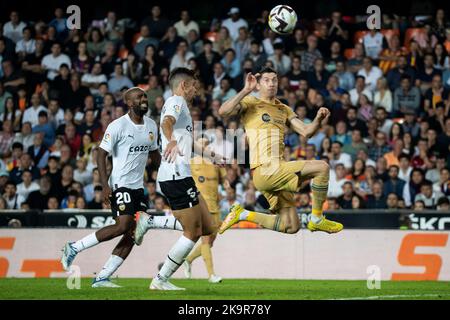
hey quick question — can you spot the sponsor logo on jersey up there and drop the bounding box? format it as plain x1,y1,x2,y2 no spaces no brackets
103,133,111,142
186,125,193,132
129,145,152,153
262,113,271,122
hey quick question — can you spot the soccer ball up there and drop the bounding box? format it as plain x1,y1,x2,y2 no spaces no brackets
268,5,298,34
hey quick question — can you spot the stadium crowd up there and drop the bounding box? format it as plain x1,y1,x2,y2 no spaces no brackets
0,6,450,218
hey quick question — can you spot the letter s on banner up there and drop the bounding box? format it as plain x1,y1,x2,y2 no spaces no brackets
391,233,448,281
0,237,15,277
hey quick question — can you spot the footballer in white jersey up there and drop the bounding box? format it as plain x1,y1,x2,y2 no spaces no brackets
100,113,158,215
135,68,217,291
61,87,162,288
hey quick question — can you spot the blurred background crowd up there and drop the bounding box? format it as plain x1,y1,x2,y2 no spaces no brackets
0,2,449,217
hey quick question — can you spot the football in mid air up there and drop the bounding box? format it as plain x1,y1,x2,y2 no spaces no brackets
268,5,298,34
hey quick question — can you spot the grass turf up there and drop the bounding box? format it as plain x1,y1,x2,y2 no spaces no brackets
1,278,450,300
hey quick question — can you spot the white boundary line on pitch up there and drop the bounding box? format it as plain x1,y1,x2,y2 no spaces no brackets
330,293,450,300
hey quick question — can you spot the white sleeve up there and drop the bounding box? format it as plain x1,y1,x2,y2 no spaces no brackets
163,98,183,122
149,121,159,151
99,122,118,154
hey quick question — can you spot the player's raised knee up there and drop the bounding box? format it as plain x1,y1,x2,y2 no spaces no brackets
317,160,330,174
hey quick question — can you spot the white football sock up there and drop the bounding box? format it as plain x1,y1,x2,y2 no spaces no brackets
96,255,124,281
310,214,323,224
239,209,250,220
148,216,183,231
156,235,195,281
72,232,99,253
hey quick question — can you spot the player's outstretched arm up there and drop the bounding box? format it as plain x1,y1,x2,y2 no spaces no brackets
218,72,259,118
97,147,112,206
289,107,330,139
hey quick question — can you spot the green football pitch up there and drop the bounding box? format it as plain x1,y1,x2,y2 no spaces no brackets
1,278,450,300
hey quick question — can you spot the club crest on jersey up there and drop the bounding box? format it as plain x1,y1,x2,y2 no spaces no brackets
149,132,154,142
174,105,181,113
119,204,126,211
262,113,271,122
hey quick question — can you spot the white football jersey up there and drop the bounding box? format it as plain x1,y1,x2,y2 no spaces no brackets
99,113,158,190
157,95,193,182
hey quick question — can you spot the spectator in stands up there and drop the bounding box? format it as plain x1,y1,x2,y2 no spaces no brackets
213,77,237,103
308,58,330,91
413,200,425,211
74,158,92,186
9,153,39,184
47,196,59,209
329,141,352,171
403,168,425,208
437,197,450,211
1,60,26,94
3,11,27,43
357,94,374,122
134,25,159,60
268,43,291,76
107,63,133,96
366,180,387,209
424,74,449,113
170,40,194,71
386,192,399,209
300,35,322,72
337,181,354,209
386,55,416,91
88,185,103,209
222,7,248,42
0,120,14,158
220,48,241,79
41,42,71,81
32,111,54,147
26,175,54,210
334,60,354,92
142,5,171,39
81,62,108,95
328,163,349,198
349,75,372,106
3,180,25,209
369,131,391,162
245,41,266,74
351,194,365,209
174,10,199,39
343,129,368,161
357,57,383,92
373,77,393,113
384,165,406,197
16,169,39,200
415,180,444,209
362,29,387,60
345,106,368,136
417,53,442,92
28,132,49,169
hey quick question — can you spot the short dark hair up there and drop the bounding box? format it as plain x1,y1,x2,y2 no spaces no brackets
168,67,196,90
258,67,277,80
332,141,343,147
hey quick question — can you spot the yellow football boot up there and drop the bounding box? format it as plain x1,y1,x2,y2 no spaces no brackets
218,204,245,234
307,216,344,234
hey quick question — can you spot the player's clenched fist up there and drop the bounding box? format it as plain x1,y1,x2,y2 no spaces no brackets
316,107,331,124
243,73,260,93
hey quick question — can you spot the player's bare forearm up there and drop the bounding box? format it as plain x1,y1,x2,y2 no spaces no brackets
97,148,110,188
161,116,176,141
218,89,249,118
149,150,161,168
